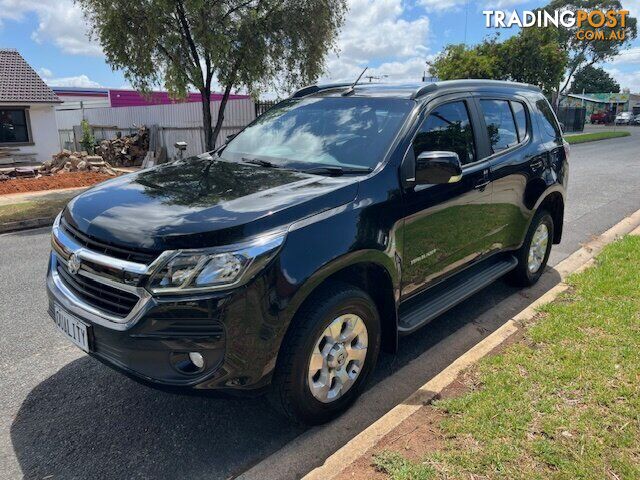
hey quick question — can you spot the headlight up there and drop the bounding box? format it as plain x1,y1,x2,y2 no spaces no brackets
147,232,285,294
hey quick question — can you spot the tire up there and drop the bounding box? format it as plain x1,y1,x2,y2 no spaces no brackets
507,209,554,287
268,281,381,425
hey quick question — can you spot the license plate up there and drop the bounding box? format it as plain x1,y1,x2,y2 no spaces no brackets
54,304,91,352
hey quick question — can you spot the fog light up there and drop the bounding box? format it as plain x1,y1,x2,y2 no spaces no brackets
189,352,205,369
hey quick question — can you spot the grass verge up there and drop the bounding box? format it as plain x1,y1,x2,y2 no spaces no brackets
0,198,68,225
565,131,631,144
375,235,640,479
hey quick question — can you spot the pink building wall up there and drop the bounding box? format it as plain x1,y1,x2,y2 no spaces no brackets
108,89,250,108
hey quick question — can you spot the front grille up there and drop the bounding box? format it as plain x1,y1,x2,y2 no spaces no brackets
56,263,139,317
61,218,157,265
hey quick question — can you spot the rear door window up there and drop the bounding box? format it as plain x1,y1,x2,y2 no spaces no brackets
414,101,476,166
479,100,519,153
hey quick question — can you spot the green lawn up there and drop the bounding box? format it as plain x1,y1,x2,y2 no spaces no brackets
565,131,631,144
375,235,640,479
0,198,68,225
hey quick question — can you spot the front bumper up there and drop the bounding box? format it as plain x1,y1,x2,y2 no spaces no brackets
47,251,283,392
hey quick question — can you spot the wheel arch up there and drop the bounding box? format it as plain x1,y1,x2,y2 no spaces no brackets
534,189,564,244
282,254,399,355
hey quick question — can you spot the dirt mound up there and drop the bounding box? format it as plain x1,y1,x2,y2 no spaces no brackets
0,172,112,195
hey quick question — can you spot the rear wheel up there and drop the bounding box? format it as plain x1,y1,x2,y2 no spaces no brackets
269,282,381,425
508,210,554,287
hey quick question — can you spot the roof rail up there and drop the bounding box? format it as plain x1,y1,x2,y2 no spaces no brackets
412,83,439,99
411,79,541,100
291,83,352,98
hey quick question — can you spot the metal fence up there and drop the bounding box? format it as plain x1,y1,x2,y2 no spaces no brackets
557,106,586,133
255,100,278,118
56,98,256,159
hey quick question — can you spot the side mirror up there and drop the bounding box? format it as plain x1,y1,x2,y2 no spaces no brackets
415,151,462,184
226,133,236,142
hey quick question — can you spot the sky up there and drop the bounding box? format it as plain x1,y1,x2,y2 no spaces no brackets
1,0,640,95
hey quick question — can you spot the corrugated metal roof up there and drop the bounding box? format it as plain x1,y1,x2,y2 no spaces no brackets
0,48,61,103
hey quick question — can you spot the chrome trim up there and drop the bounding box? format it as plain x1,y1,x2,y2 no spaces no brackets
49,254,154,331
52,221,150,275
50,214,156,329
49,214,284,328
56,255,140,294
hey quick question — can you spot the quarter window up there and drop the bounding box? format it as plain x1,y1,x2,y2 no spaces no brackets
511,101,528,142
414,101,476,166
0,108,30,144
479,100,518,153
536,99,562,140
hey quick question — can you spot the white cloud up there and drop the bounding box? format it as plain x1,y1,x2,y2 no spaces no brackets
38,67,53,78
46,75,103,88
321,0,431,84
0,0,101,56
609,47,640,65
37,68,103,88
418,0,467,12
604,67,640,93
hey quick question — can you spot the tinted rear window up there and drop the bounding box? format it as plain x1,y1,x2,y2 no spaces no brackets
480,100,518,152
536,98,562,140
511,101,528,142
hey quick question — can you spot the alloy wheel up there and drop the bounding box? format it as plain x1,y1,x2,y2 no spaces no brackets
307,313,368,403
527,222,549,273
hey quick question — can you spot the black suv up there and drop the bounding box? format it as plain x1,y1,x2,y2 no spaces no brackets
47,80,568,424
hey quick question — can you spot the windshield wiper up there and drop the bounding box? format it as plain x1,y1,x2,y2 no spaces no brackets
241,157,281,168
304,166,373,176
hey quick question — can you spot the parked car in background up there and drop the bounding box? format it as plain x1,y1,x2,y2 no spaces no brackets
46,80,568,425
615,112,633,125
631,114,640,125
590,111,609,124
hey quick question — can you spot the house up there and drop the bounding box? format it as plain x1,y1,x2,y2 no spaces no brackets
560,92,640,119
0,48,61,164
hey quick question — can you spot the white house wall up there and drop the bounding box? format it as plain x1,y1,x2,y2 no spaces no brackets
1,103,59,163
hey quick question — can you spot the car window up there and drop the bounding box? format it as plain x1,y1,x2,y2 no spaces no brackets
479,100,519,152
221,97,413,170
414,101,476,166
536,98,562,140
510,101,528,142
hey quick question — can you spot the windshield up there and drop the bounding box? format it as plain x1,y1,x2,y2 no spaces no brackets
220,96,413,170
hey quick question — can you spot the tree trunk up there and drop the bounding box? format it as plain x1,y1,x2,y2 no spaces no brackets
212,83,233,148
201,88,214,151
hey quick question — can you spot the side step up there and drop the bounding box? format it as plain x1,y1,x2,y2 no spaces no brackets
398,255,518,335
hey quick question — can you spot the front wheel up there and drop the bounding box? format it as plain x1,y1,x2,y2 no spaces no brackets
508,210,554,287
269,282,381,425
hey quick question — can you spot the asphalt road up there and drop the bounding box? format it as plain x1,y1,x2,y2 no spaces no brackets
1,132,640,480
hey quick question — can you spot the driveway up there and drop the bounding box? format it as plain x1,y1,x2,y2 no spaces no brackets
2,132,640,479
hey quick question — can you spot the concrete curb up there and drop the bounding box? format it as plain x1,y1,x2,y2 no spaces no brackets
0,216,55,234
302,207,640,480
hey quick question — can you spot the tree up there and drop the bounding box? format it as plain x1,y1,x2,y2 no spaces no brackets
77,0,347,150
547,0,637,95
500,26,567,94
429,28,567,95
569,65,620,93
428,39,502,80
